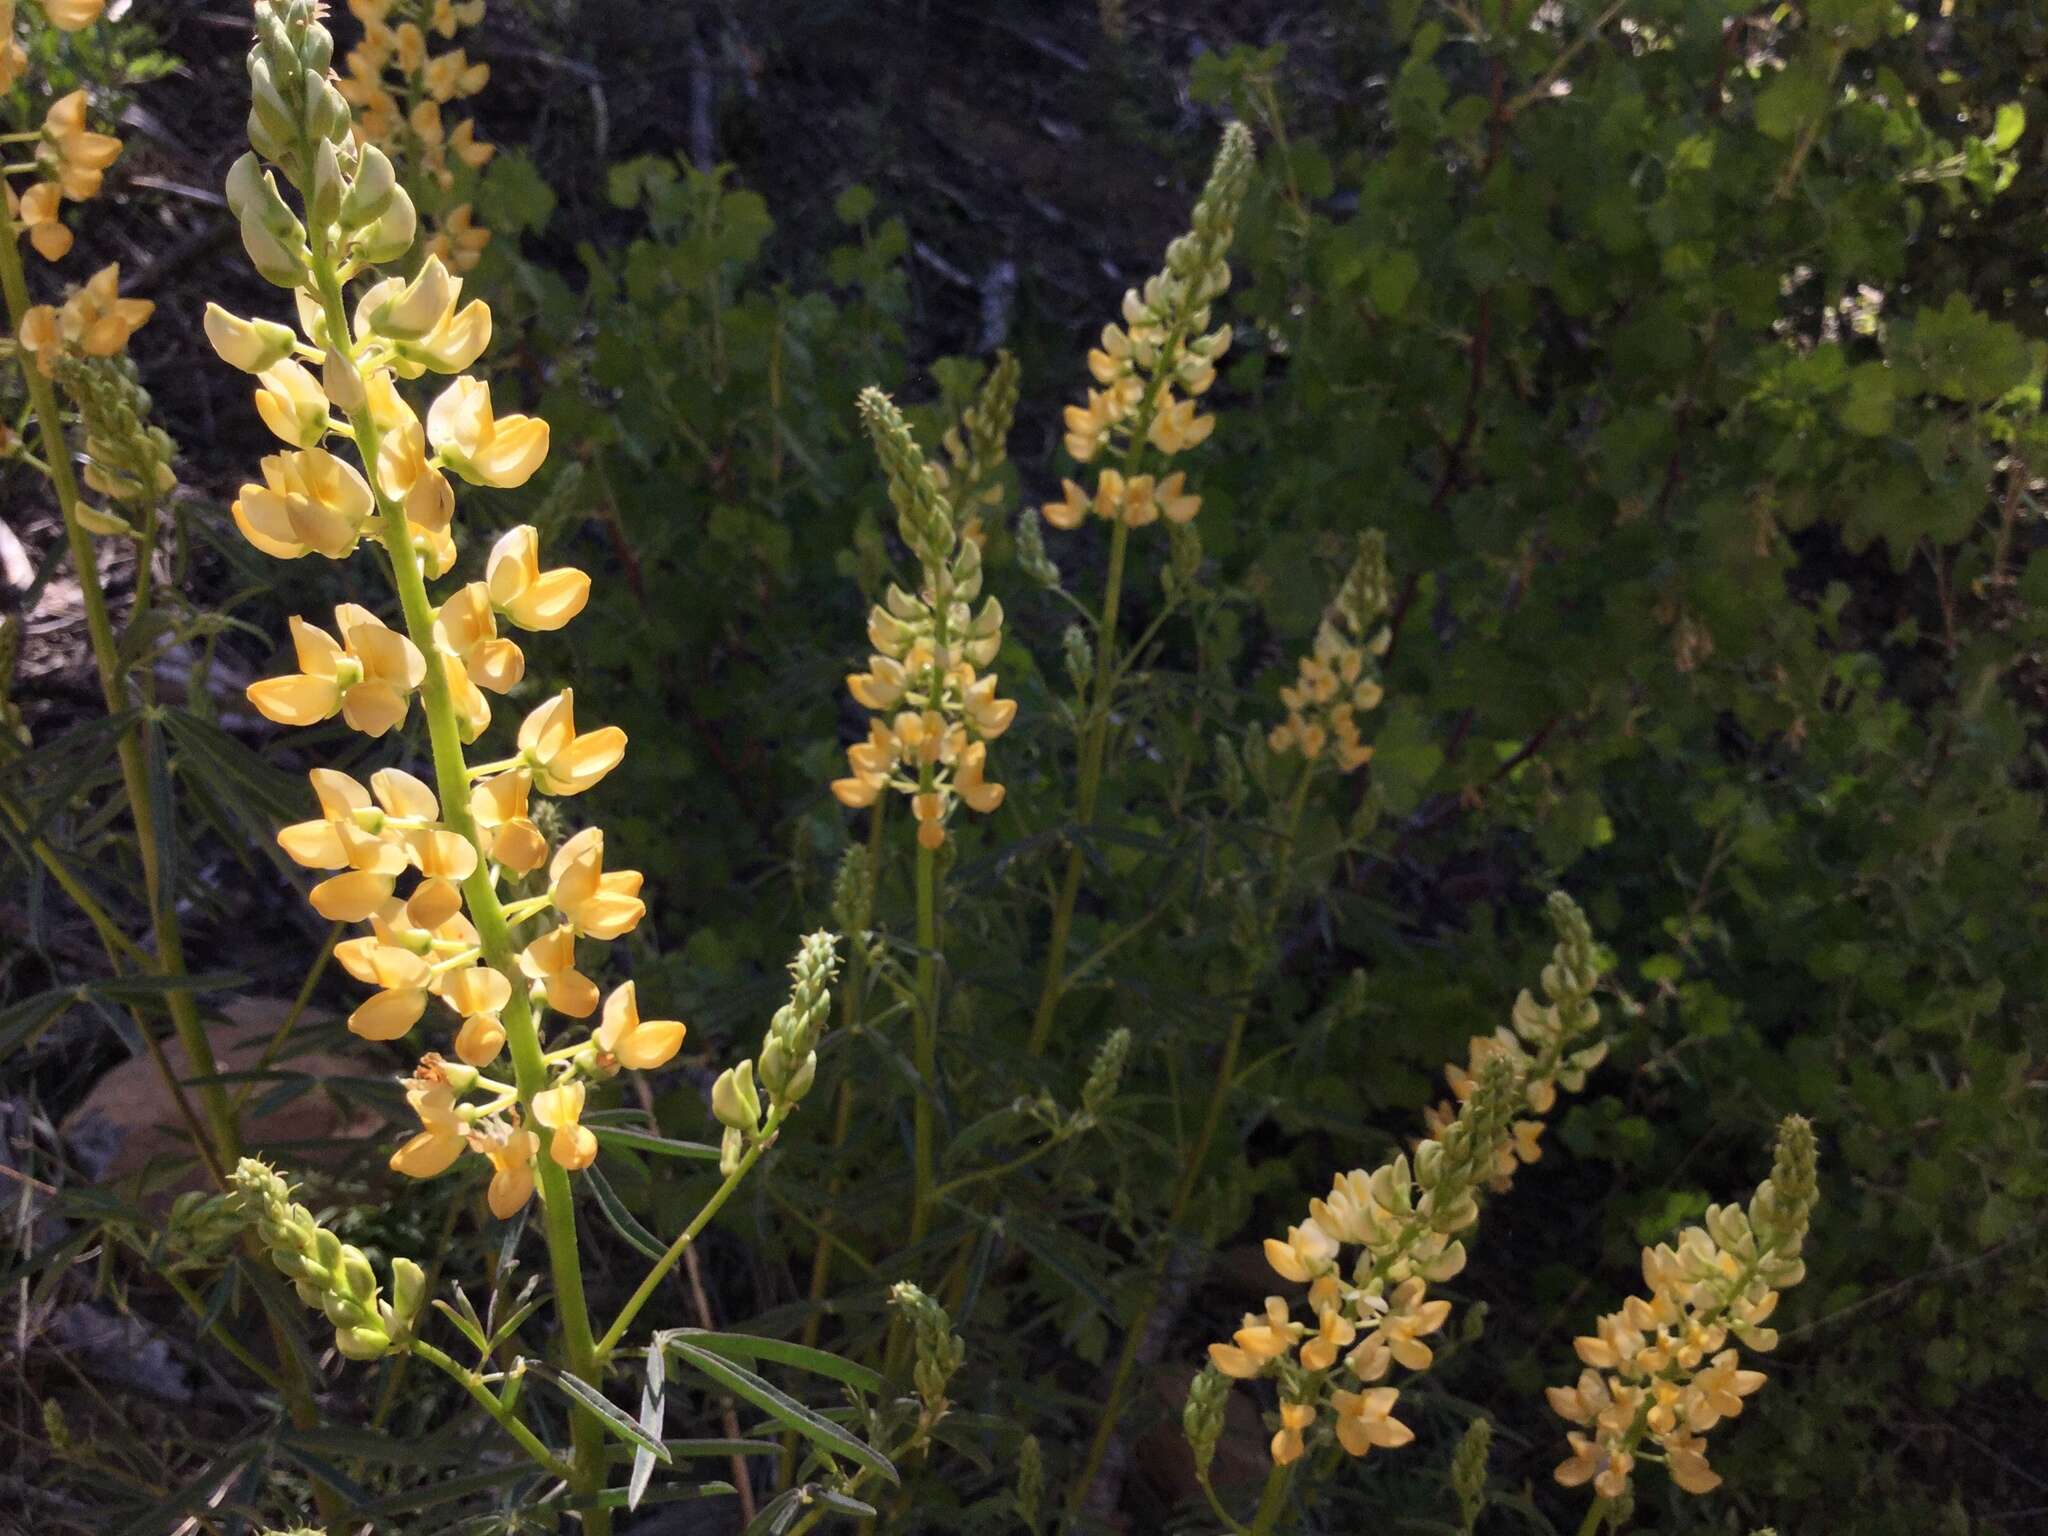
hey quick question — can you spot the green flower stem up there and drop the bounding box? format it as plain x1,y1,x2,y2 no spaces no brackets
1065,766,1314,1520
1025,513,1128,1058
595,1115,779,1357
305,249,611,1529
1245,1461,1294,1536
1575,1499,1612,1536
909,799,940,1248
0,215,241,1173
1197,1469,1254,1536
411,1339,572,1480
1025,305,1195,1059
800,799,887,1347
931,1128,1071,1202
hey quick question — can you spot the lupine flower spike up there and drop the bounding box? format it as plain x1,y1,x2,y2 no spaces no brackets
1040,121,1251,533
1270,531,1394,774
1549,1115,1818,1506
1197,894,1605,1467
230,1157,427,1359
218,0,694,1221
833,389,1017,851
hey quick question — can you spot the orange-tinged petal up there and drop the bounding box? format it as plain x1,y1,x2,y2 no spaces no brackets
614,1017,684,1070
309,868,397,922
349,987,427,1040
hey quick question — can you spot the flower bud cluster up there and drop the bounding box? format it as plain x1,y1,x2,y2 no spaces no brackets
1423,890,1608,1189
888,1280,965,1425
225,1,682,1222
1549,1116,1818,1503
834,389,1017,851
54,349,178,535
711,931,841,1171
932,349,1019,541
1040,122,1251,531
3,0,121,264
1269,531,1394,774
336,0,496,272
1200,895,1606,1468
230,1156,427,1360
1182,1363,1231,1481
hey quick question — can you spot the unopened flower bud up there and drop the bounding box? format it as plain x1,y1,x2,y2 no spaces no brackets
342,143,398,227
711,1061,761,1133
204,304,296,373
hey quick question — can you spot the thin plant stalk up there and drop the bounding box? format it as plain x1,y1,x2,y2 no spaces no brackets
1064,767,1313,1517
1025,301,1198,1058
304,240,612,1526
0,214,240,1171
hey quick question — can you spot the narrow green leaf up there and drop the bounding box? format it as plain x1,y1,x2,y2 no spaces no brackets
665,1339,897,1487
658,1328,883,1395
586,1161,669,1262
530,1363,672,1462
432,1297,492,1356
587,1122,721,1161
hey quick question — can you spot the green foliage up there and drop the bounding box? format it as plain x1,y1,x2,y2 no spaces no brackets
7,0,2046,1531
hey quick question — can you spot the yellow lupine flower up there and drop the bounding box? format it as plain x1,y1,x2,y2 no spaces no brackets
254,359,334,448
517,690,626,796
467,1117,538,1218
15,180,71,262
424,203,491,273
547,827,645,940
452,1010,505,1067
40,90,121,201
1270,1401,1315,1466
433,581,526,692
247,606,426,737
1298,1305,1357,1373
48,263,154,358
232,448,377,561
486,525,590,630
204,302,297,373
532,1080,596,1171
470,768,548,873
389,1069,468,1178
44,0,107,26
16,302,61,376
363,371,458,534
275,766,451,921
334,937,432,1040
1330,1387,1415,1457
448,117,494,170
593,980,686,1071
518,924,599,1018
1039,478,1088,530
426,374,548,488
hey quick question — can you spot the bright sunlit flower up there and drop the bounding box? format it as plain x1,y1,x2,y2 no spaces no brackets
427,374,549,488
517,690,626,796
247,606,427,736
593,980,687,1071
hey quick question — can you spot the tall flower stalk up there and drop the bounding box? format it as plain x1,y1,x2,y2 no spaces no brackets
216,6,850,1523
834,386,1017,1249
1027,119,1253,1057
